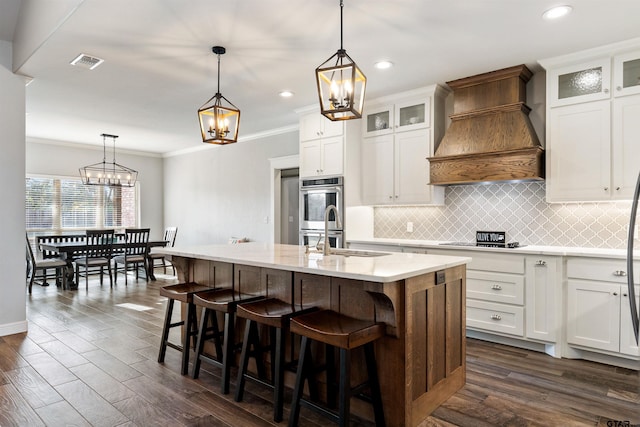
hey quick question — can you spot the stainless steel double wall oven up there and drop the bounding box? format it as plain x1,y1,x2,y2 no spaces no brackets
299,176,344,248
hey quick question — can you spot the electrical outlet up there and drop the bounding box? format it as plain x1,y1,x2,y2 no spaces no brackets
406,222,414,233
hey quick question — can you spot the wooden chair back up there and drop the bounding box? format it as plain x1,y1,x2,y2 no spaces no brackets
26,234,36,267
37,234,85,259
84,229,115,259
163,227,178,247
124,228,150,256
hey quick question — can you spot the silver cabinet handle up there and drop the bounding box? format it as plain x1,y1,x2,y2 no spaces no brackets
491,284,502,290
490,314,502,321
536,260,547,266
613,270,627,277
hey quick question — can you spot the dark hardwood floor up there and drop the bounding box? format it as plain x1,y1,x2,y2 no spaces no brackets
1,272,638,426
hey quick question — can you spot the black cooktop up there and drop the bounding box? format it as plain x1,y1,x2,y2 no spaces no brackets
439,241,525,248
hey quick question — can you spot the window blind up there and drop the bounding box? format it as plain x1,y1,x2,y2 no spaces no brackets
25,176,138,232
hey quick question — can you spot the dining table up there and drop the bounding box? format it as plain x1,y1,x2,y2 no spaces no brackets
40,238,168,289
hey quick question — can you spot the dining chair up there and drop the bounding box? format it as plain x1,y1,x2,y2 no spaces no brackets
114,228,150,285
147,226,178,275
26,234,67,294
75,229,115,290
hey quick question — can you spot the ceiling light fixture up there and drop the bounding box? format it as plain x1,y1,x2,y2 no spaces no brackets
374,60,393,70
197,46,240,144
79,134,138,187
315,0,366,121
279,90,294,98
542,5,573,20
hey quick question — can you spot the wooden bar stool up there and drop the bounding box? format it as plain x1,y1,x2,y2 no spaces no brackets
234,298,316,422
158,282,211,375
191,288,264,394
288,310,386,427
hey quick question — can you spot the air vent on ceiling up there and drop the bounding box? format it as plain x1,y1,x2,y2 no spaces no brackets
70,53,104,70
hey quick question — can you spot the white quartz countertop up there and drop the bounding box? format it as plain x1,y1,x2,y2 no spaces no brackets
155,242,471,283
347,238,640,260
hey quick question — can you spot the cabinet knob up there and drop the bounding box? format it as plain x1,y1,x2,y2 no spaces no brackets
604,88,609,94
491,284,502,291
613,270,627,277
388,195,393,199
616,187,620,191
616,86,622,91
490,314,502,321
536,260,547,266
623,293,628,297
613,292,618,296
604,187,609,191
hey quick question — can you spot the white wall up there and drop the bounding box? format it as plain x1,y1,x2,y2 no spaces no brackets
26,138,165,239
0,40,27,336
164,132,298,246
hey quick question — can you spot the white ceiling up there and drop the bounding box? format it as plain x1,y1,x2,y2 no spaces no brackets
4,0,640,155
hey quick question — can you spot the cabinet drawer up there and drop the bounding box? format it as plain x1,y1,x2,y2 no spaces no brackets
430,250,525,274
467,270,524,305
467,300,524,337
567,258,640,284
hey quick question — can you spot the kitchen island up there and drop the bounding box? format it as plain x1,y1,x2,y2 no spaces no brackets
156,243,471,427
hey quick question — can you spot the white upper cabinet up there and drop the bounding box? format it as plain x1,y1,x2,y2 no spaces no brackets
363,97,432,138
360,85,448,206
613,49,640,97
540,39,640,202
547,58,612,107
298,111,345,178
299,112,343,142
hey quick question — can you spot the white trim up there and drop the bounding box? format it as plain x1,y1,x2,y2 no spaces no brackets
0,320,28,337
26,137,163,158
269,155,299,244
539,37,640,69
163,124,299,158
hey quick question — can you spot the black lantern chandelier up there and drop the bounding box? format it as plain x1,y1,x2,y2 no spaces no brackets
315,0,366,121
79,134,138,187
197,46,240,144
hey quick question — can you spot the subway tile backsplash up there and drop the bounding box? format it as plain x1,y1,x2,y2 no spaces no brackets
374,182,636,249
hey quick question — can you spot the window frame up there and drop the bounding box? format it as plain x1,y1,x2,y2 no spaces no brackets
26,173,140,233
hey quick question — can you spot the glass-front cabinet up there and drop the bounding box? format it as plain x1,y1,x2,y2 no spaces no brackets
363,96,431,137
547,58,611,107
613,49,640,97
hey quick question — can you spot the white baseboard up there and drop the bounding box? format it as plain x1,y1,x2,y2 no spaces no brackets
0,320,28,337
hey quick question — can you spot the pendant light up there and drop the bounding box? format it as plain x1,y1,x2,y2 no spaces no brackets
79,134,138,187
315,0,366,121
197,46,240,144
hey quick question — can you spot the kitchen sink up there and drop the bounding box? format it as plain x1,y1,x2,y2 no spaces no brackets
327,248,390,257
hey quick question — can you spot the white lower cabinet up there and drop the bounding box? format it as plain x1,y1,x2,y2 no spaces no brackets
566,258,640,358
525,257,560,342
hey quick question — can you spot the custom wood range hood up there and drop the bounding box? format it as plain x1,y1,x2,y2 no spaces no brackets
429,64,544,185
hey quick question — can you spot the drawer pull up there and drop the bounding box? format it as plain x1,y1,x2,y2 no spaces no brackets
490,314,502,321
613,292,618,296
491,284,502,291
613,270,627,277
536,260,546,266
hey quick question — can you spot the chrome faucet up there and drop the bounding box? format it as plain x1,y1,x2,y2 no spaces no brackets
323,204,341,255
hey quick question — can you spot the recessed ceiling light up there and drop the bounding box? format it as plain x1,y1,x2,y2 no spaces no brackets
279,90,294,98
542,5,572,20
374,60,393,70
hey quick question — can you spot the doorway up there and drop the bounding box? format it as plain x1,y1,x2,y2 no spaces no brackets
279,168,299,245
